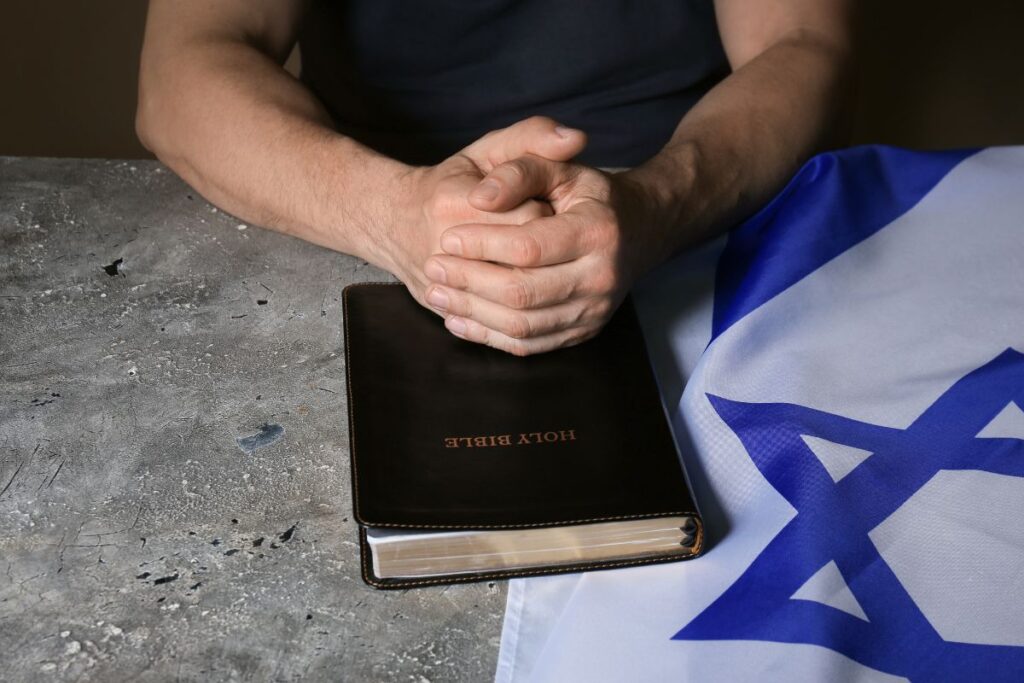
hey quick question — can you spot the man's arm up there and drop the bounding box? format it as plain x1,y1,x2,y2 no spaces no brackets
621,0,856,251
136,0,586,307
418,0,855,355
137,0,397,260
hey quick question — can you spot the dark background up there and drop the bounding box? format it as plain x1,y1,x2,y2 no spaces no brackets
1,1,1022,159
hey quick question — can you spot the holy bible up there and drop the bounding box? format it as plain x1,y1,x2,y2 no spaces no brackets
343,282,703,589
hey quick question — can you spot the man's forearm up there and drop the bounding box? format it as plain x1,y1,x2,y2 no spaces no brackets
622,31,854,260
136,37,406,266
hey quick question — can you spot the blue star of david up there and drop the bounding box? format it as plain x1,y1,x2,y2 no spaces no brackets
675,348,1024,682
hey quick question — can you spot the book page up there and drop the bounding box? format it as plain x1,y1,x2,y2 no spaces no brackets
366,516,697,578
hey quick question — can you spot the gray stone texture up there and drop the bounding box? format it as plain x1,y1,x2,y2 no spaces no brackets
0,158,504,682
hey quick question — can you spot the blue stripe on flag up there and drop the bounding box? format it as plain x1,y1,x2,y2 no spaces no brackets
711,145,977,340
678,349,1024,681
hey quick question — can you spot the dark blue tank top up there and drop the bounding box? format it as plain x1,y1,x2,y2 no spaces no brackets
299,1,728,167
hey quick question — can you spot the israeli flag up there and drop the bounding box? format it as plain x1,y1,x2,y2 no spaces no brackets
496,146,1024,682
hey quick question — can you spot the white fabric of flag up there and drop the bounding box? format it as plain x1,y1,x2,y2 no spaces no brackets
496,146,1024,683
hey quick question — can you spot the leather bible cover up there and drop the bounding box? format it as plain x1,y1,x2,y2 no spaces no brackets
343,282,703,588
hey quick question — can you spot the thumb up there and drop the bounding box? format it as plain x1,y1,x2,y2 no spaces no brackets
461,116,586,174
468,155,580,213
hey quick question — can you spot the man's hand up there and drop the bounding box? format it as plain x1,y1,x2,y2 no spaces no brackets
420,157,667,356
374,118,588,313
136,6,590,317
419,0,855,357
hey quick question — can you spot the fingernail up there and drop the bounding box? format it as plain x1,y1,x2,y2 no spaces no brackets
426,287,449,311
424,260,447,284
473,180,500,202
441,234,463,255
446,316,467,336
555,125,577,138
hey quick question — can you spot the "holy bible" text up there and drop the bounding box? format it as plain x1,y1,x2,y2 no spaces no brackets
443,429,577,448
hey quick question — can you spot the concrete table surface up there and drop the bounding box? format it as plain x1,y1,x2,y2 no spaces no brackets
0,158,504,682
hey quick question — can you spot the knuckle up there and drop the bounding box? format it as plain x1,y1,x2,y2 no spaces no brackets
447,153,478,175
562,274,581,301
425,191,458,223
599,213,620,240
588,264,619,296
566,303,587,327
580,170,613,197
423,193,443,222
502,158,529,181
503,313,533,340
577,296,616,330
503,279,533,309
510,234,543,265
567,326,599,348
442,261,465,288
584,214,618,250
508,339,531,357
459,293,473,318
588,296,615,321
525,115,555,131
478,129,500,145
450,230,477,257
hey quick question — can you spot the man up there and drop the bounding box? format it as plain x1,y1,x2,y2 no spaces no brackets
137,0,853,356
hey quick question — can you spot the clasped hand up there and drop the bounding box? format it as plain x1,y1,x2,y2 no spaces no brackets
409,117,659,356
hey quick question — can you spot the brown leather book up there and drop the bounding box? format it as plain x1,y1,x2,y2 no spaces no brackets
343,282,703,589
